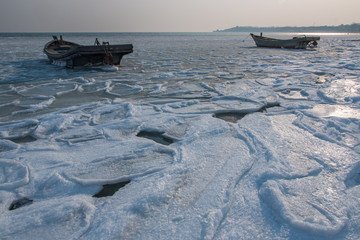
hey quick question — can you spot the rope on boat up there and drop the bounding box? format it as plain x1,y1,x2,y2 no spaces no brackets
102,41,114,65
241,34,251,42
226,34,251,47
307,40,318,48
94,38,100,46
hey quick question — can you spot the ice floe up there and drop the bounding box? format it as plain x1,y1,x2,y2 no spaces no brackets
0,32,360,239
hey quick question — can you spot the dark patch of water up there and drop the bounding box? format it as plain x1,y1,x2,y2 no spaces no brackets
213,112,248,123
213,104,280,123
136,131,174,145
93,180,131,198
10,135,37,144
9,197,33,211
345,162,360,188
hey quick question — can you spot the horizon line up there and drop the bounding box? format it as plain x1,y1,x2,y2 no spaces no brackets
1,23,360,34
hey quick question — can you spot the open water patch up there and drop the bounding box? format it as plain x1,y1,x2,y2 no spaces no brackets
136,130,174,145
93,180,131,198
213,112,249,123
213,104,280,123
10,135,37,144
345,162,360,188
9,197,33,211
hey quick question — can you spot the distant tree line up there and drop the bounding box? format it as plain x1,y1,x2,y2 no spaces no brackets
215,23,360,33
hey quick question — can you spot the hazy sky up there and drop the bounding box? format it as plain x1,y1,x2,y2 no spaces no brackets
1,0,359,32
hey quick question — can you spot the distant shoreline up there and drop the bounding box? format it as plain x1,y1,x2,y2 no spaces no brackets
215,23,360,33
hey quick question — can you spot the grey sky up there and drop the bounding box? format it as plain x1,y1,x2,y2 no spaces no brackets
1,0,359,32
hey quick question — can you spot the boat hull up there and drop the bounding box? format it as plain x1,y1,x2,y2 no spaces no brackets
44,37,133,68
250,33,320,49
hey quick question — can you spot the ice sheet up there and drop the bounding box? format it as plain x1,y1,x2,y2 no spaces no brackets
0,33,360,239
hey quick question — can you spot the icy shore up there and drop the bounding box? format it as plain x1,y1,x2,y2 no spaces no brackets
0,33,360,239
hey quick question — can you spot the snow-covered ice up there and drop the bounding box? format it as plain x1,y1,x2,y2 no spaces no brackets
0,32,360,239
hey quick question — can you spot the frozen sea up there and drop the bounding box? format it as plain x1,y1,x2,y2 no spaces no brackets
1,32,360,239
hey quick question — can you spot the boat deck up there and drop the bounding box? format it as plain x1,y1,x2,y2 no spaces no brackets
47,45,74,54
44,36,133,67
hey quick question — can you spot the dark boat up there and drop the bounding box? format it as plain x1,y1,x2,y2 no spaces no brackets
44,36,133,68
250,33,320,49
